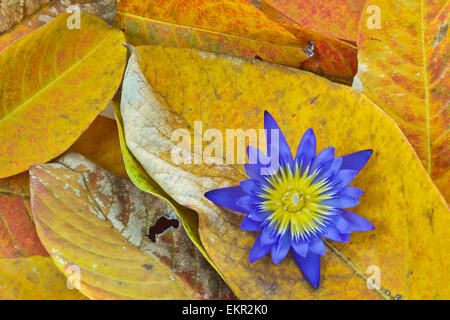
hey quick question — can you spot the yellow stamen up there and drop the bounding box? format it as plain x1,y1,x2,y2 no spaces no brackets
261,166,333,238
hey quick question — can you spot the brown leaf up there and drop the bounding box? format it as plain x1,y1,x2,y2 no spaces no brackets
30,151,235,300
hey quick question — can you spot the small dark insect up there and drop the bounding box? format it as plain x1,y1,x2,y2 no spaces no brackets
148,216,180,242
254,55,263,61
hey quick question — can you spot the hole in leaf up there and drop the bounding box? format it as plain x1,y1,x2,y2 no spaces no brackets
148,216,179,242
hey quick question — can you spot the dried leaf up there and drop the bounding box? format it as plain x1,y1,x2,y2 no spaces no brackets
0,174,86,299
261,0,364,42
0,256,87,300
280,22,357,84
30,151,235,300
0,193,46,259
0,13,126,178
112,100,225,279
354,0,449,201
0,0,117,53
120,45,450,299
72,115,128,179
115,0,312,68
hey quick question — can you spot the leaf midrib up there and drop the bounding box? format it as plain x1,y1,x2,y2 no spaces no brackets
116,11,306,50
420,0,431,174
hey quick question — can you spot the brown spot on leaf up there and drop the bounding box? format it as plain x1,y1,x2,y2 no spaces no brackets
310,95,320,104
431,23,448,48
142,263,153,270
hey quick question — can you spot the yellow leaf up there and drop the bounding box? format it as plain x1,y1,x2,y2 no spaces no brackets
0,0,117,53
119,45,450,299
115,0,312,68
30,151,235,300
354,0,449,201
0,256,87,300
0,13,126,178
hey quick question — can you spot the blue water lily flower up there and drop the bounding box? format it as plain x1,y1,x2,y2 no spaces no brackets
204,111,374,289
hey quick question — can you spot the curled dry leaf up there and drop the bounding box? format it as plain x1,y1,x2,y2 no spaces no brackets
279,23,357,85
0,174,86,299
113,100,225,278
0,13,126,178
115,0,312,68
119,45,450,299
30,151,235,300
0,0,117,53
354,0,449,201
261,0,365,42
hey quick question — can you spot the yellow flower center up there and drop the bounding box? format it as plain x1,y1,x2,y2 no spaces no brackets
281,189,306,213
261,166,334,239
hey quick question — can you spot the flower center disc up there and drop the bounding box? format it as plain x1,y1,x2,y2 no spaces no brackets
281,189,306,213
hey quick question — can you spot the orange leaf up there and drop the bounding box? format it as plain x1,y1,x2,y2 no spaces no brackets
0,174,86,299
0,13,126,178
0,0,117,53
115,0,313,68
280,23,357,84
354,0,449,200
72,115,128,179
261,0,365,42
0,174,46,259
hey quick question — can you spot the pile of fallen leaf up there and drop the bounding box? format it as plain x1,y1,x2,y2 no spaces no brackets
0,0,448,300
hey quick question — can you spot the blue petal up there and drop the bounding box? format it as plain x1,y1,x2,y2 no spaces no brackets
249,233,272,263
339,233,351,242
245,146,274,180
240,179,262,195
260,225,278,245
334,215,351,234
321,227,350,242
291,238,309,257
294,128,316,170
341,210,374,232
236,195,260,212
314,157,343,183
340,186,364,199
311,147,335,172
240,215,262,231
245,163,265,183
246,145,269,166
248,209,271,222
339,150,373,173
334,170,358,190
310,238,326,256
292,250,321,289
264,111,293,167
321,196,360,209
271,231,291,264
204,186,248,214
